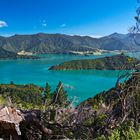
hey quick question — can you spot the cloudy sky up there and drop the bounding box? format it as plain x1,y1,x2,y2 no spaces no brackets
0,0,138,37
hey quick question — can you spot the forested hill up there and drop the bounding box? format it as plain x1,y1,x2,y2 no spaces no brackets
0,48,17,58
0,33,140,54
0,48,39,59
49,55,140,70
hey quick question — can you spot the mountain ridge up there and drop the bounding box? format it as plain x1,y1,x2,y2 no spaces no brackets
0,32,139,55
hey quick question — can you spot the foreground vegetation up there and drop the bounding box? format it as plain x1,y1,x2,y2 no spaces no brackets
1,72,140,139
49,54,139,70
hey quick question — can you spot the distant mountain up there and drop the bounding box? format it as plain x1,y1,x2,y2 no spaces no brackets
0,48,17,58
0,33,98,54
108,32,128,39
98,33,140,51
0,33,140,55
0,48,39,59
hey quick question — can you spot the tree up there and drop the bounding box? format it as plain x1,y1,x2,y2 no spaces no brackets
10,81,14,85
44,83,51,99
129,0,140,46
52,81,68,106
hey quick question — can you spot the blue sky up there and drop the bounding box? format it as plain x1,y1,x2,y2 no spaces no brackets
0,0,138,37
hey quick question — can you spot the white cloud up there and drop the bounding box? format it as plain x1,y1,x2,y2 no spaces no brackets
89,35,103,38
40,20,47,28
73,34,103,38
60,23,66,28
42,23,47,27
0,20,8,28
0,34,13,37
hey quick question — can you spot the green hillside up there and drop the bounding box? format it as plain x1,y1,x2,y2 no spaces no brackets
49,55,139,70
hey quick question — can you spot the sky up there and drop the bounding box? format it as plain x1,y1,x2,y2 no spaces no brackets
0,0,138,37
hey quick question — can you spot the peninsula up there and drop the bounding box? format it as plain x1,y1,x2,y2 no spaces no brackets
49,55,139,70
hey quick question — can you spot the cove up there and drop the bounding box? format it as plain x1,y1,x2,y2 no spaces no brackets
0,53,131,103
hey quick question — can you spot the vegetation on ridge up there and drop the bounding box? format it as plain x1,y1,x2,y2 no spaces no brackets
0,33,140,56
0,48,40,59
49,54,139,70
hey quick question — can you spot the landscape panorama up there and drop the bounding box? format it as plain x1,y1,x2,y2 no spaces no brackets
0,0,140,140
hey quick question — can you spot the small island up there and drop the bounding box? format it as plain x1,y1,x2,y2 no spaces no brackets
49,55,140,70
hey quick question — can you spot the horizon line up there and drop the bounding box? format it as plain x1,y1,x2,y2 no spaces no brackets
0,32,130,38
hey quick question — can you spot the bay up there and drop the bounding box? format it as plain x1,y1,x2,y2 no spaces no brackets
0,53,130,103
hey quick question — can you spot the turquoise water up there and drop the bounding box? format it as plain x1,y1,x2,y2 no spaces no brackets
0,53,129,103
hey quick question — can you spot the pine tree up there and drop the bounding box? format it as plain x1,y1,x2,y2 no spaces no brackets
45,83,51,99
53,81,68,106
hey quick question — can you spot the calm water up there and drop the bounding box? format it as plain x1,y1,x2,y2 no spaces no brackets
0,53,132,103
